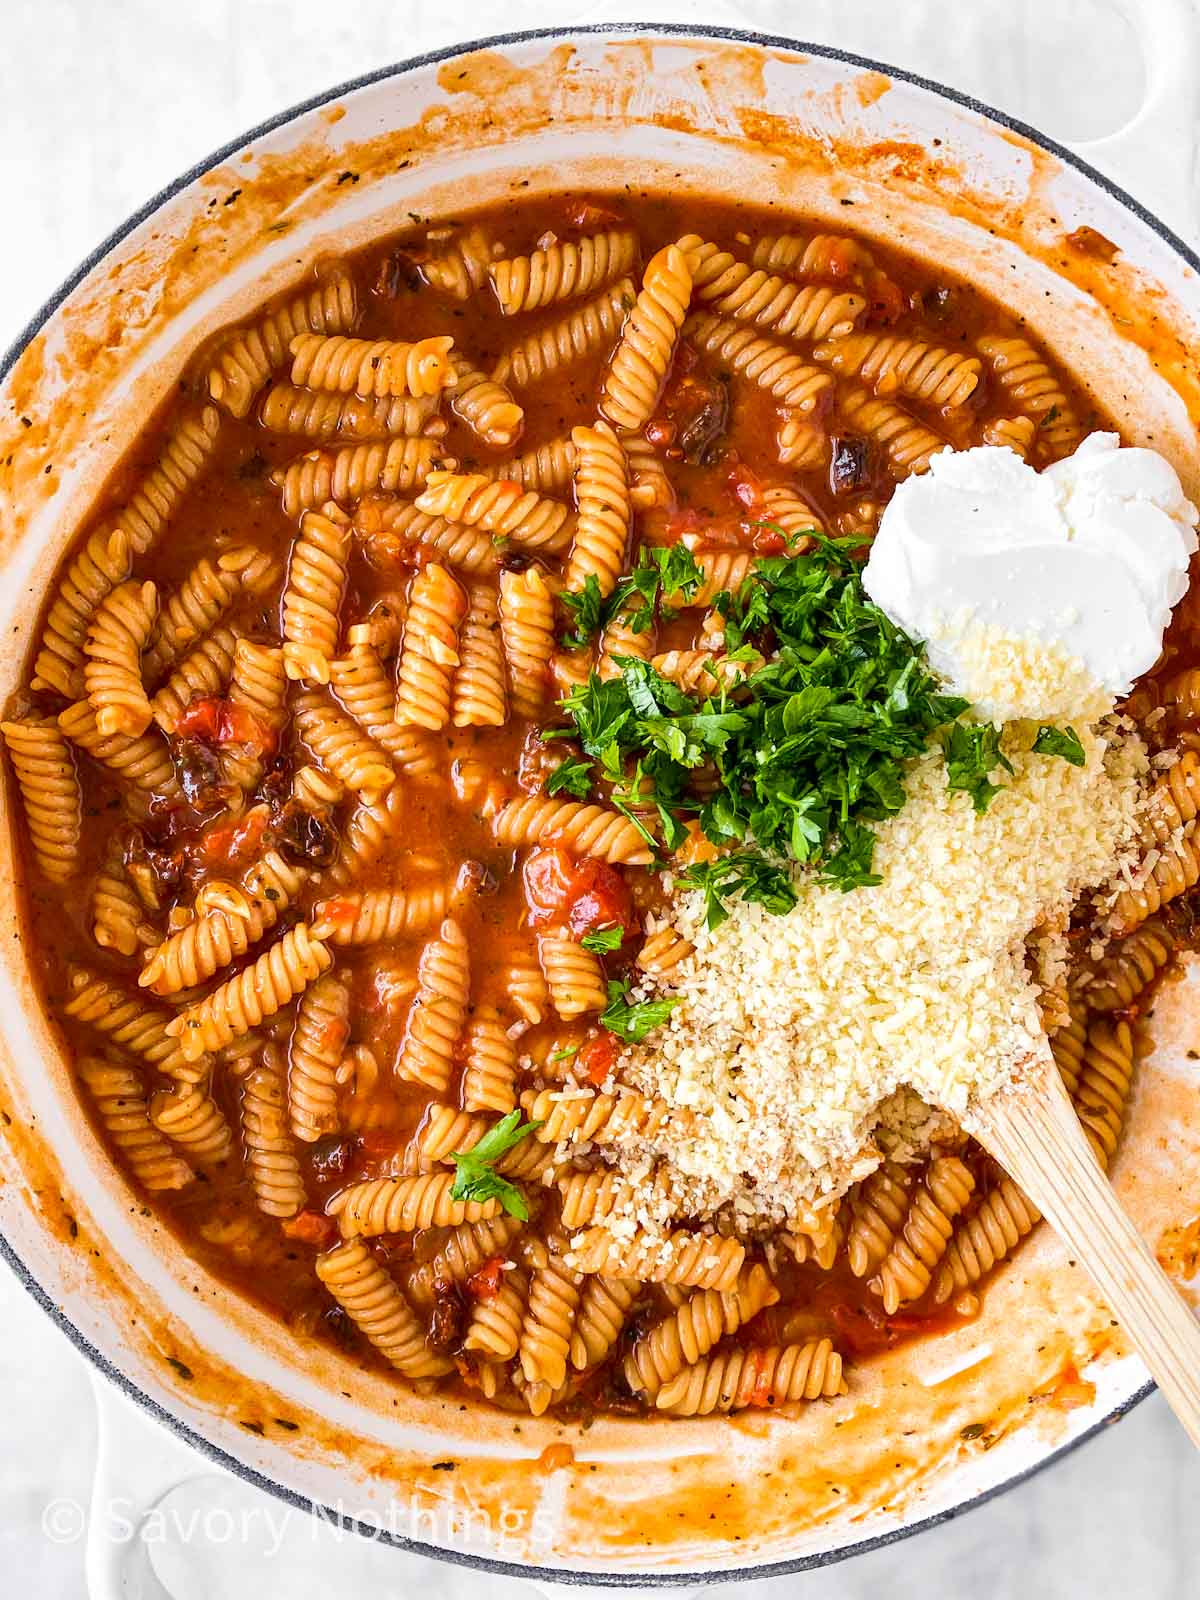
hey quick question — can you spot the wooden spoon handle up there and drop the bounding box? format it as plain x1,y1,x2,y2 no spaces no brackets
967,1061,1200,1448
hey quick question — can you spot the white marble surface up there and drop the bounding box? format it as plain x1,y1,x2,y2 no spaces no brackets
3,2,1200,1595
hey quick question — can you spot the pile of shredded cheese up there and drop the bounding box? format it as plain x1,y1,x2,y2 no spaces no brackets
570,652,1146,1248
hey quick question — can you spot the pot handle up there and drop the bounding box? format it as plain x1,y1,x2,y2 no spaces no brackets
1065,0,1200,239
84,1369,213,1600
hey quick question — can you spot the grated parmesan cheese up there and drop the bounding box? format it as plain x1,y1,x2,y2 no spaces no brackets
596,676,1144,1241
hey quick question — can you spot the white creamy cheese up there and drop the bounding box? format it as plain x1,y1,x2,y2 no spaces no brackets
862,433,1199,721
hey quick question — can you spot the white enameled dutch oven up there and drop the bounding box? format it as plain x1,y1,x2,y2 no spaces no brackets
4,9,1200,1590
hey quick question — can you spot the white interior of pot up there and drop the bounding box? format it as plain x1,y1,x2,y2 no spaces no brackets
1,30,1199,1577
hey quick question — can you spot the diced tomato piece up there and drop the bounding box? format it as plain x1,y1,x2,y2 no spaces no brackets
195,805,269,870
744,1348,775,1407
577,1033,618,1086
865,270,905,326
750,525,788,556
281,1210,337,1248
174,697,223,742
524,848,633,938
822,238,862,280
523,847,579,924
660,508,708,546
644,418,676,449
565,198,625,229
466,1256,507,1300
315,895,358,931
726,460,766,515
175,695,277,756
357,1130,405,1158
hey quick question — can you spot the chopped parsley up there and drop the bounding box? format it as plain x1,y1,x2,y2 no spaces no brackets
599,978,682,1043
679,852,798,930
1032,724,1086,766
559,575,604,650
580,924,626,953
545,754,594,799
939,721,1014,814
557,544,707,651
449,1111,540,1221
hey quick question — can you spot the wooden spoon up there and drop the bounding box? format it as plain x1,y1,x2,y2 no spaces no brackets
966,1056,1200,1447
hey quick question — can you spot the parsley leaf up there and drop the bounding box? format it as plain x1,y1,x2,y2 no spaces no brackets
679,852,799,929
599,979,682,1042
940,722,1014,813
580,924,625,953
559,575,605,650
1032,725,1086,767
545,755,594,799
449,1111,541,1221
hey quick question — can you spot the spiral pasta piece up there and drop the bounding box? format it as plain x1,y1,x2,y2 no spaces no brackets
282,504,352,684
449,583,507,728
288,972,350,1143
393,562,468,731
139,850,306,995
357,500,499,580
655,1339,844,1415
464,1264,529,1360
57,699,177,796
1109,823,1200,934
65,968,203,1083
977,335,1080,452
78,1058,193,1191
751,232,876,279
83,579,158,737
1087,921,1175,1012
598,602,655,680
491,229,638,315
506,956,550,1024
207,271,357,418
219,639,287,790
461,1004,519,1114
326,642,434,778
143,545,278,685
498,566,555,721
32,525,132,698
329,1171,502,1237
2,717,83,882
563,420,631,598
777,414,830,469
933,1166,1041,1303
327,784,405,887
635,925,695,981
845,1161,914,1279
567,1226,745,1290
294,689,395,799
91,842,152,956
1050,988,1088,1100
837,386,948,477
532,932,605,1019
150,1082,234,1167
678,234,866,340
259,382,441,441
619,430,675,510
167,923,332,1061
396,918,470,1093
289,333,456,399
421,224,494,300
491,795,656,865
447,352,524,447
558,1168,632,1228
310,882,451,945
271,437,449,517
481,436,577,495
1073,1016,1136,1167
115,408,224,561
982,415,1037,460
415,471,574,555
519,1257,584,1388
316,1239,453,1376
663,549,755,609
229,1047,303,1217
686,312,834,412
149,626,238,734
524,1085,684,1145
624,1263,779,1397
813,332,981,406
492,279,634,389
410,1105,555,1179
407,1216,525,1310
870,1156,976,1312
600,243,692,432
561,1273,635,1372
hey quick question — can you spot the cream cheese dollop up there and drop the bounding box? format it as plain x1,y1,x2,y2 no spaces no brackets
862,433,1199,721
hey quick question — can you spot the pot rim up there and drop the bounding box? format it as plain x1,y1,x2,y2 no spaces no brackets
0,20,1171,1585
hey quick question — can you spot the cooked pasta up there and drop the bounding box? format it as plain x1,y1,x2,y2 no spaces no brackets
415,471,573,555
491,229,638,315
407,1215,525,1310
498,566,555,720
568,1227,745,1291
982,414,1037,459
239,1048,306,1218
271,437,449,517
524,1085,681,1144
356,500,499,579
491,278,634,388
2,717,82,881
329,641,436,776
421,225,495,300
167,923,333,1061
846,1161,913,1279
977,334,1082,452
64,968,204,1084
150,625,239,734
776,415,830,470
812,333,981,406
461,1005,519,1114
329,1171,502,1236
751,231,876,279
685,312,833,412
149,1082,234,1167
933,1166,1041,1303
220,638,287,789
449,583,507,729
315,1240,454,1377
289,333,456,398
870,1157,976,1313
519,1257,584,1388
287,972,350,1143
114,408,224,560
448,352,524,447
599,243,691,432
655,1340,844,1415
393,561,468,731
57,698,177,794
207,271,357,418
327,784,406,887
84,580,158,737
1087,921,1175,1012
838,387,949,478
78,1058,193,1191
282,504,352,684
396,918,470,1093
490,796,656,864
90,841,151,956
259,382,442,441
464,1265,530,1360
293,689,395,798
1073,1016,1136,1167
624,1264,779,1397
310,882,452,945
143,545,278,684
679,234,866,339
481,436,577,494
564,420,631,598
